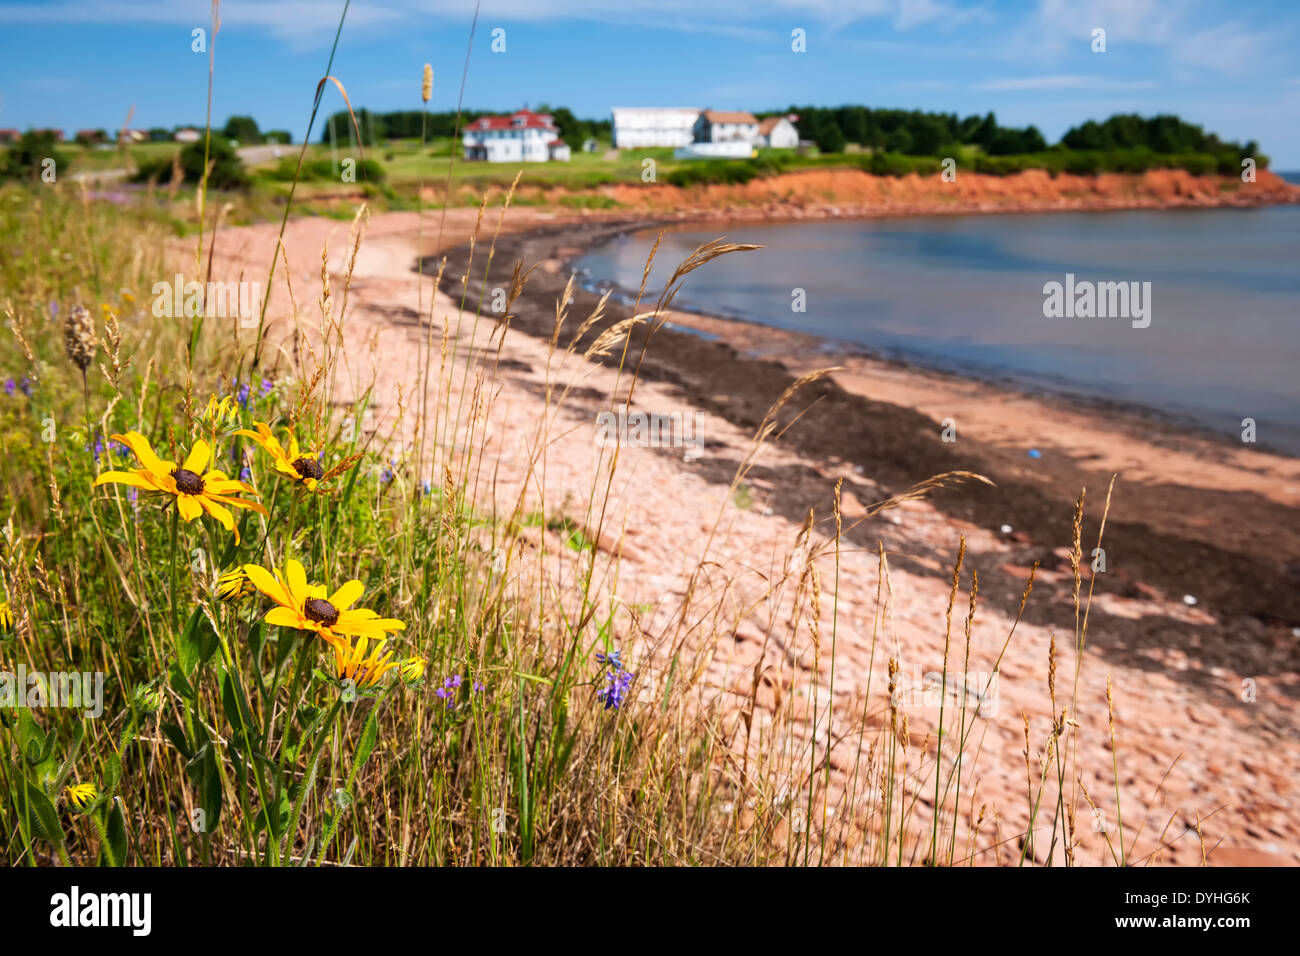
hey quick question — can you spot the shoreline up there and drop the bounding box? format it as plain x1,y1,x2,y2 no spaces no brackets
431,214,1300,628
571,218,1300,460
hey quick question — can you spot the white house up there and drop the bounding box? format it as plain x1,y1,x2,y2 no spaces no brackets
693,110,760,145
462,108,570,163
757,116,799,149
611,108,700,148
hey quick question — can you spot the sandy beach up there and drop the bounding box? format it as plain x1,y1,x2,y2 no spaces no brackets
203,191,1300,866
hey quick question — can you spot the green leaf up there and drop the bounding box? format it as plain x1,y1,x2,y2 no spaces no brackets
102,752,123,794
99,798,128,866
20,780,63,846
159,721,191,760
168,659,194,700
178,605,220,677
353,708,379,774
185,743,222,832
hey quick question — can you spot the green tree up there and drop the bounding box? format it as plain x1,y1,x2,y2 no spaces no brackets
221,115,262,145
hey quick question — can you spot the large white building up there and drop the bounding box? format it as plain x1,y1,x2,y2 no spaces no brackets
462,108,570,163
611,107,700,148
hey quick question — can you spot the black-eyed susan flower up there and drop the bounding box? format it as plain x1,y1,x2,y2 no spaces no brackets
216,567,255,602
398,657,425,682
332,633,398,689
64,782,97,811
234,421,326,491
242,559,405,645
203,394,240,429
92,432,268,542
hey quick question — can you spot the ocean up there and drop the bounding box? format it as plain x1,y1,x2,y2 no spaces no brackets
575,198,1300,454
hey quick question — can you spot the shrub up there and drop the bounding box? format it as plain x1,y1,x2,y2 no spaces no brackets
0,131,70,182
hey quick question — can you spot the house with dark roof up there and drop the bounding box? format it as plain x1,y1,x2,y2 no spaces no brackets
462,108,570,162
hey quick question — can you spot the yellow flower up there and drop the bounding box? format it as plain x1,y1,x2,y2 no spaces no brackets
234,421,325,491
0,600,12,632
204,395,240,429
64,782,97,811
216,567,255,602
93,432,268,543
398,657,425,682
332,633,398,688
242,559,405,645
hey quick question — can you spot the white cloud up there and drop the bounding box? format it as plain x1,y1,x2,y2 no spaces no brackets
976,74,1157,92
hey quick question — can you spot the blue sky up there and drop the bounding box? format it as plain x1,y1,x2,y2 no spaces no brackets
1,0,1298,166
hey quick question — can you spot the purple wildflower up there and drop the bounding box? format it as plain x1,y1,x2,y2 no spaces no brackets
239,467,251,482
236,382,251,409
259,378,273,396
597,668,634,711
3,379,13,397
19,378,31,396
444,675,462,689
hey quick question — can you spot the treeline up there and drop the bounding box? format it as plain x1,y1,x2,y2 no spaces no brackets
772,106,1260,166
780,105,1047,156
319,107,612,146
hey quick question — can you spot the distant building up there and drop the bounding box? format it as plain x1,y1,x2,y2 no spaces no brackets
0,129,20,144
693,110,760,145
35,129,65,142
582,137,600,153
75,129,107,144
174,129,201,143
462,108,569,162
119,129,147,144
611,108,700,148
756,116,799,149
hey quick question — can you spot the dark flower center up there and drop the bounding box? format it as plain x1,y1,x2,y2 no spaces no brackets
303,598,339,627
293,456,324,481
171,468,205,495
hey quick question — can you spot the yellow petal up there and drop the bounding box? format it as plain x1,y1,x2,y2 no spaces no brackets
285,560,308,606
93,470,156,490
328,579,364,611
113,431,173,477
264,606,305,629
183,440,210,473
207,494,269,517
199,496,237,541
177,495,203,521
243,564,293,608
205,479,255,495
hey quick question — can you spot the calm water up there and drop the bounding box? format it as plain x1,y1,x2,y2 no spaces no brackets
576,203,1300,453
